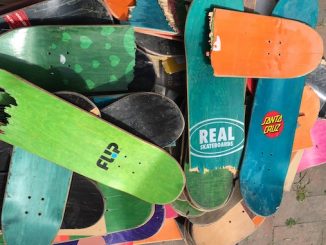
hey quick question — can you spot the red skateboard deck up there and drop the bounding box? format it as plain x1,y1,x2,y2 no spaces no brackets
210,9,323,78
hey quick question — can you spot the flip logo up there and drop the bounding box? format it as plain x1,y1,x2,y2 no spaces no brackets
190,118,244,158
261,111,284,138
97,143,120,170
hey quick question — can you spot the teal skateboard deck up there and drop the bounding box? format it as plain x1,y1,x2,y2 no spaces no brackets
185,0,245,210
240,0,319,216
2,148,71,245
0,25,136,93
0,69,185,204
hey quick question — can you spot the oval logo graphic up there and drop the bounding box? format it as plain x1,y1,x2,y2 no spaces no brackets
190,118,244,158
261,111,284,138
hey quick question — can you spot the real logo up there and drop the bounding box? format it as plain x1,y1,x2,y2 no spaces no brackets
97,143,120,170
261,111,284,138
190,118,244,158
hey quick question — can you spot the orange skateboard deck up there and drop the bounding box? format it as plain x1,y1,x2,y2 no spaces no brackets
210,9,323,78
103,0,134,21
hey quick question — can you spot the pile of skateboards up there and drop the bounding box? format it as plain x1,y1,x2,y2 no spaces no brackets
0,0,323,245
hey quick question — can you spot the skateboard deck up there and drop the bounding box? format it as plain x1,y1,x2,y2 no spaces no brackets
61,174,104,229
185,0,245,210
1,90,107,244
0,70,185,204
101,92,184,147
103,0,134,21
97,183,154,234
240,0,319,216
135,32,184,57
171,199,204,218
0,0,114,34
56,205,165,245
0,25,136,93
190,199,264,245
209,9,323,78
129,0,175,34
298,119,326,172
2,147,72,245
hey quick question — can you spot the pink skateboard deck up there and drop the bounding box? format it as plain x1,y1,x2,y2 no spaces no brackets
298,119,326,172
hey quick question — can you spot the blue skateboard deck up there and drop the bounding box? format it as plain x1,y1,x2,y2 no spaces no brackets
185,0,245,210
240,0,319,216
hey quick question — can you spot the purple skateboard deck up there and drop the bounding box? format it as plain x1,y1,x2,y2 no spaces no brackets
298,119,326,172
56,205,164,245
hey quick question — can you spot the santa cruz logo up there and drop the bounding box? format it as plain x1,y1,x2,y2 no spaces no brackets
261,111,284,138
97,143,120,170
190,118,244,158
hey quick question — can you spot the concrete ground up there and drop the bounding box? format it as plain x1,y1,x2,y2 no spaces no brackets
238,164,326,245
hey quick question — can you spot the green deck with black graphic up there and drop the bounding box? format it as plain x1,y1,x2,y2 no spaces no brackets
0,69,185,204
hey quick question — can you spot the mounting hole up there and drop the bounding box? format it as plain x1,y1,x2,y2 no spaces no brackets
279,53,281,56
242,210,245,213
268,40,271,43
124,156,127,158
38,213,42,216
68,64,71,68
28,196,31,199
41,198,45,201
279,41,282,44
270,153,273,156
106,209,109,212
66,51,70,55
132,171,135,174
268,168,271,171
118,165,121,168
139,162,141,165
229,220,232,223
267,53,270,55
25,211,28,214
48,52,51,55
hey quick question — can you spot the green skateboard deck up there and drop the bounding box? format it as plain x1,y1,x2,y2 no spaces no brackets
184,0,245,210
2,148,71,245
0,69,185,204
172,199,204,218
0,25,135,93
98,183,154,233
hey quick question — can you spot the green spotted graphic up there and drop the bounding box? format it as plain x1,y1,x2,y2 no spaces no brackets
0,26,136,93
74,64,83,73
92,60,100,69
80,36,93,49
62,32,72,42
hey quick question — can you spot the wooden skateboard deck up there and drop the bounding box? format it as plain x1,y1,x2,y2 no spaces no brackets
185,0,245,210
0,0,114,34
185,182,264,245
0,25,136,93
101,92,184,147
298,119,326,172
240,0,319,216
0,69,185,204
210,9,323,78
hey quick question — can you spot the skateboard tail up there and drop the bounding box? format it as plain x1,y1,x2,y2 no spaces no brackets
210,9,323,78
0,69,185,204
129,0,175,34
157,0,186,33
103,0,134,21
